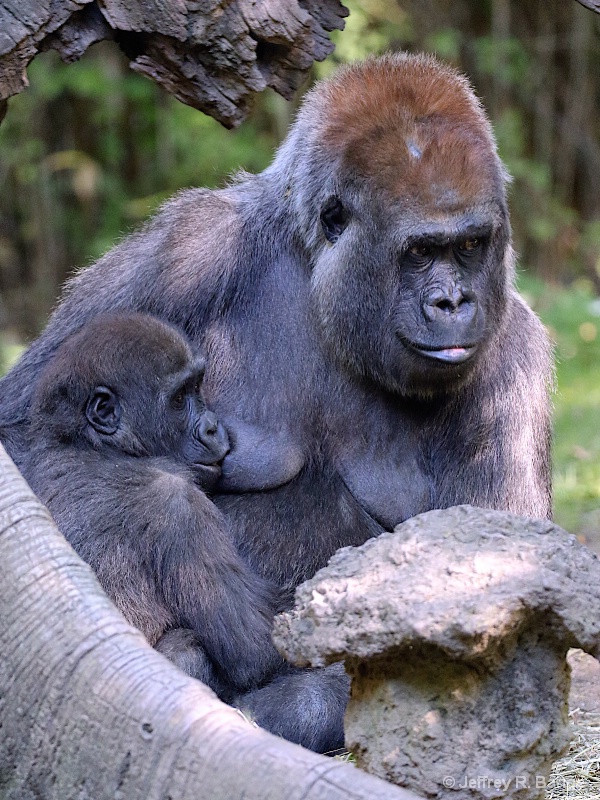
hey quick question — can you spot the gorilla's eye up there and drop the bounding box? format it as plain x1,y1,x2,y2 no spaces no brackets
194,378,203,396
404,242,435,268
409,243,433,259
320,197,348,243
171,388,186,410
459,237,481,252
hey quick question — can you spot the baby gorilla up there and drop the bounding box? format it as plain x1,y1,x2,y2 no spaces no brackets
23,312,286,700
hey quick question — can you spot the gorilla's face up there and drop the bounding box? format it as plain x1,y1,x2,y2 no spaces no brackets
311,186,509,397
291,53,511,397
302,71,510,398
112,349,230,488
33,314,230,489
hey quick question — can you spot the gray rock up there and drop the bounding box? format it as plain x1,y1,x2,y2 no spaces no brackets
273,506,600,799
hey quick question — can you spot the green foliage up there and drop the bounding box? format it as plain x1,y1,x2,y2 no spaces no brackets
423,29,462,63
0,45,280,318
519,275,600,543
318,0,410,73
2,2,599,335
473,35,530,86
0,339,24,376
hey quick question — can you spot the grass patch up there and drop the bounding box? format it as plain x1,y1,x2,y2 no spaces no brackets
548,710,600,799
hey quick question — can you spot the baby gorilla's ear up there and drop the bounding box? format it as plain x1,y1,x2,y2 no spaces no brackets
86,386,121,435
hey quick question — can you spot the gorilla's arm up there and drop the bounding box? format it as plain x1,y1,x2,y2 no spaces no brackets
154,628,227,695
432,291,553,518
142,466,287,692
26,448,287,695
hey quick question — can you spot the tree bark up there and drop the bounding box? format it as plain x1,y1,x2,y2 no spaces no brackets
0,0,348,128
0,443,416,800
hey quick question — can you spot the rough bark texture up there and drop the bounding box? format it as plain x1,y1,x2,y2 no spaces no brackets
0,0,348,127
0,442,416,800
275,505,600,800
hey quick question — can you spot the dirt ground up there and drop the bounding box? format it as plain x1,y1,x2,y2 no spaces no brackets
549,650,600,799
569,650,600,716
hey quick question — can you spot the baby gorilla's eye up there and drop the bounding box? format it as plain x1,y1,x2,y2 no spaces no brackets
171,389,186,410
194,378,203,396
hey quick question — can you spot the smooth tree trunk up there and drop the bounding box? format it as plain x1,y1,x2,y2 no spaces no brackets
0,443,417,800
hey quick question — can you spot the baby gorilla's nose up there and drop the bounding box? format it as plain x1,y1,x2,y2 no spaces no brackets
200,410,219,438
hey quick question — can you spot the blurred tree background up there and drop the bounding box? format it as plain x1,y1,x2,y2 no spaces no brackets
1,0,599,541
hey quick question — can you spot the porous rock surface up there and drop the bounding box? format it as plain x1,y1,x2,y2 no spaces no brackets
273,505,600,799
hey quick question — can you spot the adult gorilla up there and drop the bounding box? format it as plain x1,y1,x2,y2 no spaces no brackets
0,54,551,591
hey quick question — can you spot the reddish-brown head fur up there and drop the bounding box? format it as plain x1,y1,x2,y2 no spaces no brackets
311,53,502,213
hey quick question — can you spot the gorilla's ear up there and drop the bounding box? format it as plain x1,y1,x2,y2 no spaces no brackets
86,386,121,435
320,197,348,243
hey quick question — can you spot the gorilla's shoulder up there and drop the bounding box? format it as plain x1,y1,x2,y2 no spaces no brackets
158,186,238,224
506,289,550,343
499,289,553,380
146,187,241,248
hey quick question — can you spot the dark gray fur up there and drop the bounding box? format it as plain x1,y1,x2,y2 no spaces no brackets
22,315,282,700
0,54,553,751
22,312,346,753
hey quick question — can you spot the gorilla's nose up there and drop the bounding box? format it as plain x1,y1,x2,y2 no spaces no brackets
200,411,219,438
422,286,476,324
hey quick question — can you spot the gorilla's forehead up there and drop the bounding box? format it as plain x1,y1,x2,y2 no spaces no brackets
144,348,200,389
341,121,500,212
315,55,502,210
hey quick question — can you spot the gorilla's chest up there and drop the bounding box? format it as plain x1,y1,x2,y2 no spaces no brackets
216,451,429,588
335,444,432,531
205,314,434,582
214,396,434,587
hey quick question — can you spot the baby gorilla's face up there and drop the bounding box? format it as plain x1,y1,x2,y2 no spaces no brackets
37,313,230,491
158,358,230,490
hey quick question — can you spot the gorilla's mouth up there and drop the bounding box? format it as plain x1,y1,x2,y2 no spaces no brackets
403,340,478,364
190,462,222,486
194,462,222,475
